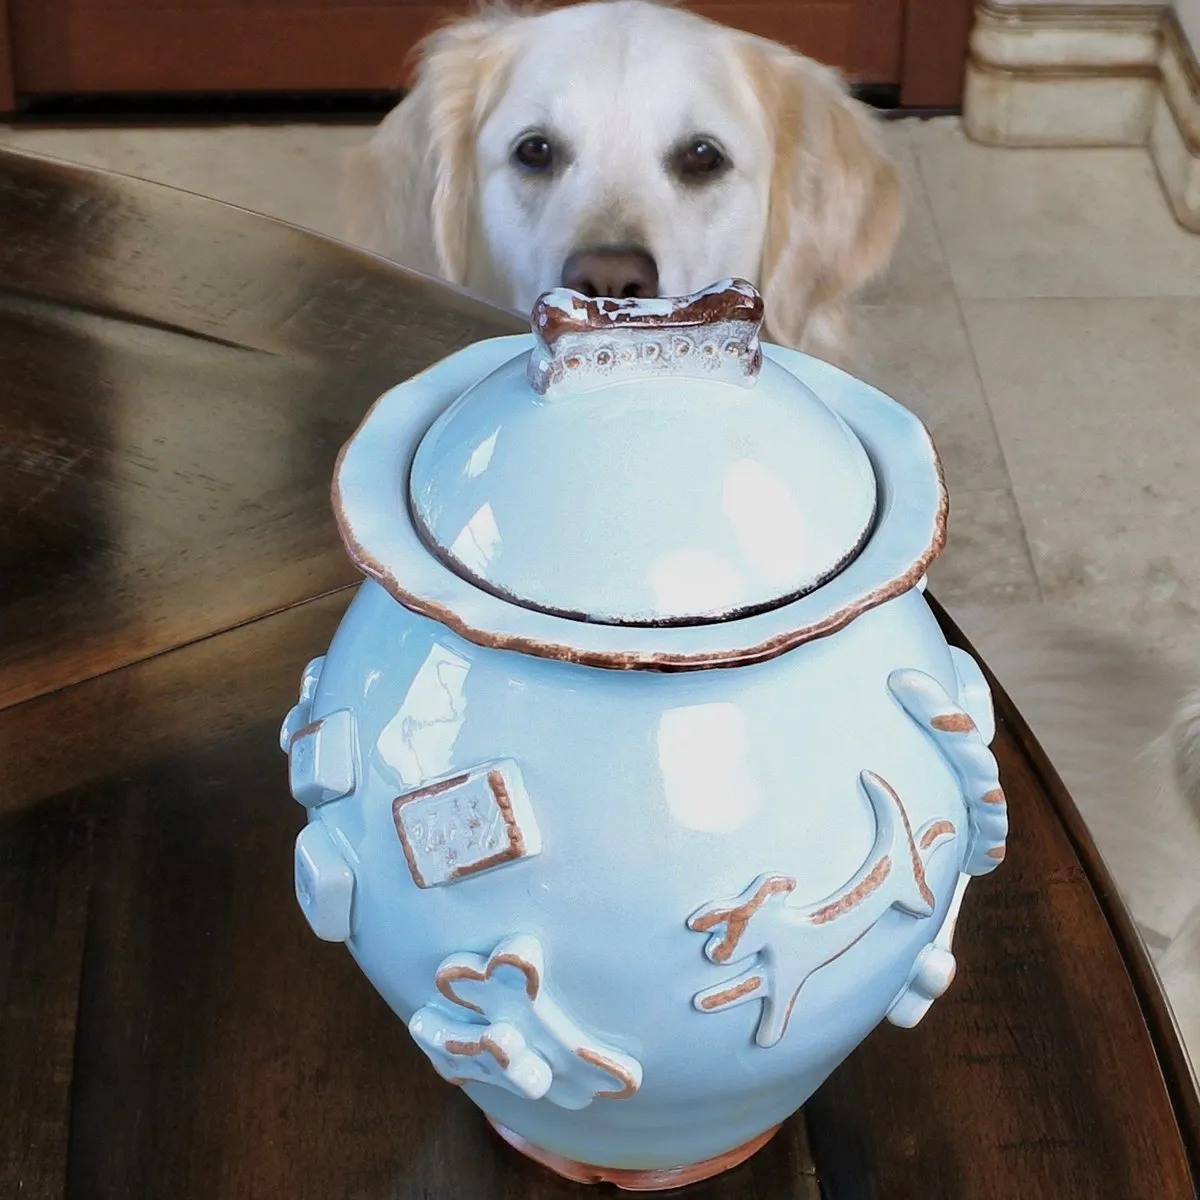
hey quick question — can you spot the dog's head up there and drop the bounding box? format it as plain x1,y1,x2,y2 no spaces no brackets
343,0,901,351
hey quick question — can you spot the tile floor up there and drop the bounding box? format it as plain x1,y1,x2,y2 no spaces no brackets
3,115,1199,1060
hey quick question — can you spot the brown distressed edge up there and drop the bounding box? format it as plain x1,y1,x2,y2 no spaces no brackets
331,408,949,673
575,1047,640,1100
436,950,541,1016
927,593,1200,1187
533,280,763,345
880,773,939,910
976,1,1169,27
392,821,430,889
291,718,322,745
698,975,765,1010
1161,8,1200,156
966,52,1160,82
445,768,527,881
811,854,892,924
391,772,471,890
932,712,977,734
487,1117,783,1189
444,1033,511,1070
689,876,798,962
391,768,529,887
920,819,958,849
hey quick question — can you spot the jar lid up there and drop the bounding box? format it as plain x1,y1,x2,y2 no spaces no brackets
407,280,878,626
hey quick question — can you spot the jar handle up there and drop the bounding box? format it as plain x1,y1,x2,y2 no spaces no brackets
527,278,764,397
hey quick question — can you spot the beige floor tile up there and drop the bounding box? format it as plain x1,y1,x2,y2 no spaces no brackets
0,123,369,241
838,125,1038,609
845,303,1040,609
848,300,1011,497
926,488,1040,608
962,296,1200,660
859,122,961,310
911,117,1200,300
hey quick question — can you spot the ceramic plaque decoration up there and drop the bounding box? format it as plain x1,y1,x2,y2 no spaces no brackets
280,279,1008,1189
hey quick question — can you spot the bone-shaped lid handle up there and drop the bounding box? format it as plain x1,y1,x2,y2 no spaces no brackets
527,278,764,396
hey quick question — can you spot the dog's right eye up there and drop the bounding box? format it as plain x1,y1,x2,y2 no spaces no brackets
673,137,729,182
513,135,554,172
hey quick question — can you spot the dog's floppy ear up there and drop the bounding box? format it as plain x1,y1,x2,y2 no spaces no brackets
745,44,902,352
341,6,519,283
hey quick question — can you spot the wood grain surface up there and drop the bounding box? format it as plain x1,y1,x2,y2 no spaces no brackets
0,148,523,710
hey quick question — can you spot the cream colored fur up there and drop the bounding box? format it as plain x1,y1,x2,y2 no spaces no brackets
342,0,1200,987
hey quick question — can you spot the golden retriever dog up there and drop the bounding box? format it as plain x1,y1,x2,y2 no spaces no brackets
342,0,900,355
343,0,1200,1007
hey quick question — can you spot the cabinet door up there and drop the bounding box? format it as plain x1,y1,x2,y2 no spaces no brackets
8,1,447,94
5,0,906,96
693,2,903,84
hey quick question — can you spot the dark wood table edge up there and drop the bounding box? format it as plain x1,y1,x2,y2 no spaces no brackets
10,584,1195,1147
2,569,1198,1190
0,583,359,715
930,593,1200,1185
8,578,1199,1164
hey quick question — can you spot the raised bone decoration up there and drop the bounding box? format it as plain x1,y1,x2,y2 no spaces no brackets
527,278,765,396
409,934,643,1110
888,667,1008,875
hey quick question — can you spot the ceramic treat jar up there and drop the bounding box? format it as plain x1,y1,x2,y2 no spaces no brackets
281,280,1008,1190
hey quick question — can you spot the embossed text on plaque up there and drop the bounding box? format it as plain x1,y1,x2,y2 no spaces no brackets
392,760,541,888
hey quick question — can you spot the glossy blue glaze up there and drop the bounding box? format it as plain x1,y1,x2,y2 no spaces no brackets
283,284,1007,1182
409,354,877,625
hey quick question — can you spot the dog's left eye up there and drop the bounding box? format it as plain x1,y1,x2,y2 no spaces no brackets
675,138,728,179
513,135,554,171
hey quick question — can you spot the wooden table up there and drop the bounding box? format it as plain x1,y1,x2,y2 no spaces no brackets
2,146,1198,1199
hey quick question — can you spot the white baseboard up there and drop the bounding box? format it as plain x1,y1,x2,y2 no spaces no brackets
964,3,1200,231
1154,10,1200,230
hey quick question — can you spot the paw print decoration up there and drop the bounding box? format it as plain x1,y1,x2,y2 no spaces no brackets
409,934,642,1110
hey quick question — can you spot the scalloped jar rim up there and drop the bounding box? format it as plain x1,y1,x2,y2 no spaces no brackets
331,338,947,673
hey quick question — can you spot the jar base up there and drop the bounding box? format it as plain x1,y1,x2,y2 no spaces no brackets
486,1117,783,1191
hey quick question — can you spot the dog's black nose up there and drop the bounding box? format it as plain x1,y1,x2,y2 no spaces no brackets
561,248,659,299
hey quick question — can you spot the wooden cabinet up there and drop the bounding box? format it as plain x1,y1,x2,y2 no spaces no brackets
0,0,973,112
0,1,12,109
